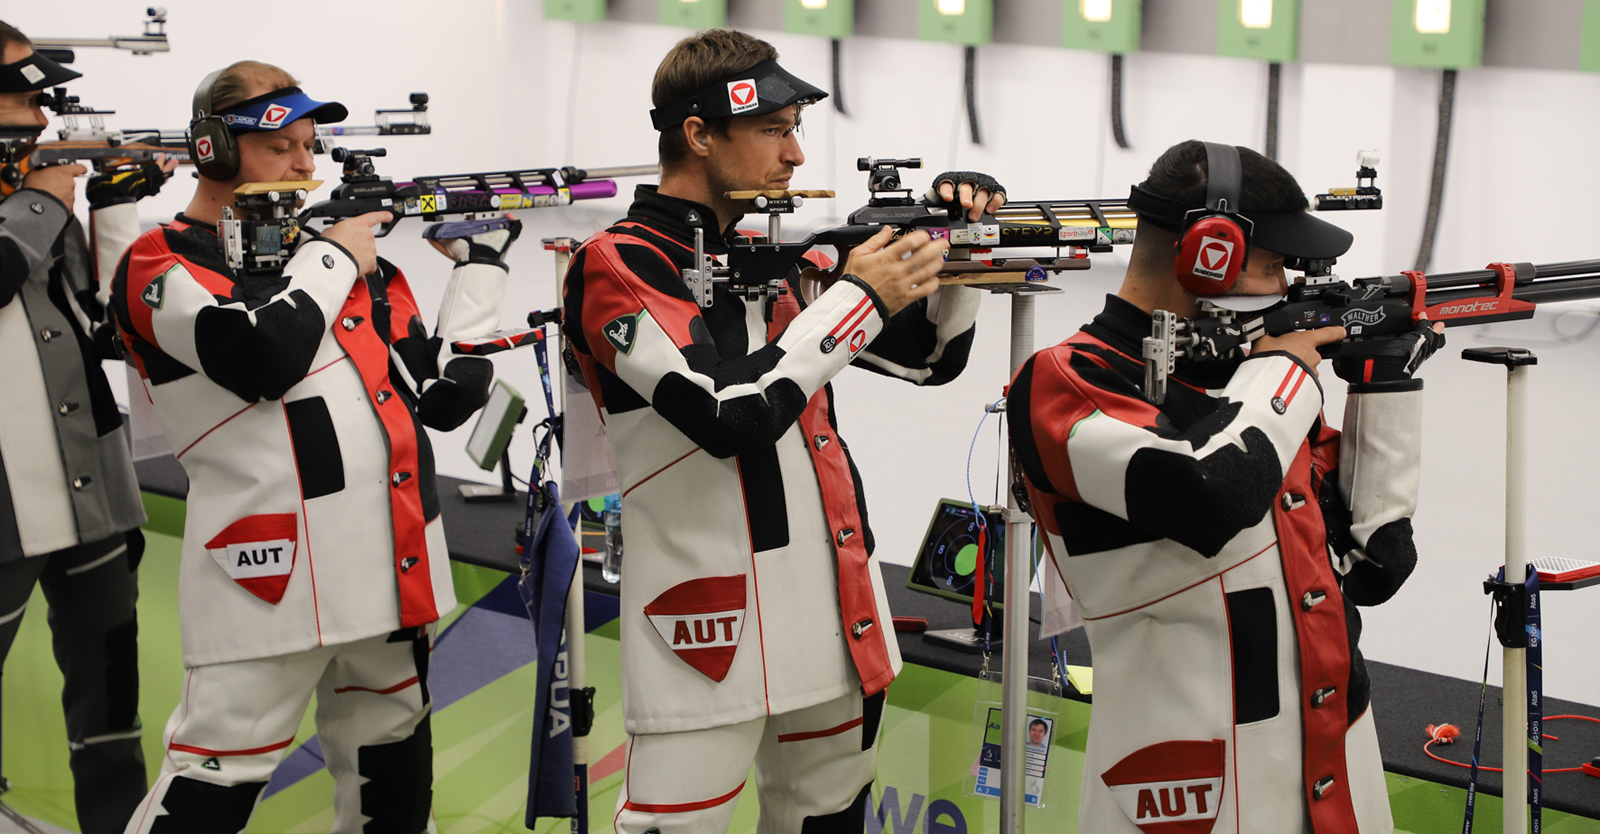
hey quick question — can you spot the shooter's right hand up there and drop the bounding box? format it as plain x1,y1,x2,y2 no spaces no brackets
21,163,86,214
1253,325,1347,375
320,211,391,277
838,226,950,317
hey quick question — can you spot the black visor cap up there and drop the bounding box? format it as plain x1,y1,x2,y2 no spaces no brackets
649,59,827,131
0,50,82,94
1127,182,1354,261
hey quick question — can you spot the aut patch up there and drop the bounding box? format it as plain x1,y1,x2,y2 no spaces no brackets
204,513,298,604
644,575,747,682
1101,740,1225,833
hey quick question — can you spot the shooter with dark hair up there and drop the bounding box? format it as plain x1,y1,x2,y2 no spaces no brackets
0,19,171,833
1008,140,1444,833
563,27,1005,834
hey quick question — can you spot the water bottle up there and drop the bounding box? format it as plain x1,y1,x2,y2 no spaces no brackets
601,493,623,584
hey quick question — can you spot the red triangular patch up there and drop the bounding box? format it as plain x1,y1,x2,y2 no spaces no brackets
205,514,298,605
644,576,747,682
1101,740,1226,834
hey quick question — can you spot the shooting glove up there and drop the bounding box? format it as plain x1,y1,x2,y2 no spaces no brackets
925,171,1006,212
433,216,523,267
86,162,169,210
1332,319,1446,385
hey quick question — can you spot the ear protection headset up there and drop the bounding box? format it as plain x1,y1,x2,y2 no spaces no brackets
1175,142,1254,296
187,69,240,181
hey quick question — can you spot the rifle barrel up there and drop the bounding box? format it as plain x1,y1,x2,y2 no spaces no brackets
582,165,659,180
1402,259,1600,290
1427,273,1600,308
994,198,1137,227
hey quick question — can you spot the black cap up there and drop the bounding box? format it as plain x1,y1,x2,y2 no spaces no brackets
1127,181,1354,261
649,59,826,131
0,49,81,94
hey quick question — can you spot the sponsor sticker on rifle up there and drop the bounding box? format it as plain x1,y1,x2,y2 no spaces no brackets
644,575,747,682
1060,227,1096,242
603,310,644,356
727,79,759,114
1341,306,1385,334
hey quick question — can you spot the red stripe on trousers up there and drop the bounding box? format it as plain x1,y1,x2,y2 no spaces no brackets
778,716,863,743
623,780,746,814
333,675,419,696
169,736,295,758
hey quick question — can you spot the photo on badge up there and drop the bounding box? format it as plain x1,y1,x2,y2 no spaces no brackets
963,673,1060,809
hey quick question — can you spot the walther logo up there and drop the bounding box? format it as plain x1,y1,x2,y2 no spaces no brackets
1341,308,1385,327
1436,299,1502,316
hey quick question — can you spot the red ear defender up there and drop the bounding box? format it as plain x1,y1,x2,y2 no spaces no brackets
1175,213,1248,295
1173,142,1252,296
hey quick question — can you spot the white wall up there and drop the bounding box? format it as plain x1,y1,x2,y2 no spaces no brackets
13,1,1600,707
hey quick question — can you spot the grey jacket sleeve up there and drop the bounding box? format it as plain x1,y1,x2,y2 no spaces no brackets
0,189,72,306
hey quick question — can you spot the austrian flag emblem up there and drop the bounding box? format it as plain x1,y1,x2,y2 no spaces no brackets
1101,740,1226,833
727,79,758,114
644,575,747,682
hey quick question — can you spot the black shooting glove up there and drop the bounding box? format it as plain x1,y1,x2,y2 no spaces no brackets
86,162,169,210
1333,319,1446,385
431,216,523,268
925,171,1006,218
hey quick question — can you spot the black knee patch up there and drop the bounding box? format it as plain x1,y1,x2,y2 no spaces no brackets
148,776,265,833
801,782,871,834
861,691,885,752
358,714,433,832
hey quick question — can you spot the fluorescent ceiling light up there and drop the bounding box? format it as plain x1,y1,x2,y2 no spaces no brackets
938,0,966,15
1240,0,1273,29
800,0,828,7
1081,0,1113,23
1415,0,1451,34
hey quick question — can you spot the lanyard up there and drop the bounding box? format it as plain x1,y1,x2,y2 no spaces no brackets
1464,566,1542,833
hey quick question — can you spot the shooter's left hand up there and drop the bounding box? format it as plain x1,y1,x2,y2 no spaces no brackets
86,157,176,210
928,171,1007,222
1332,318,1447,384
429,213,522,266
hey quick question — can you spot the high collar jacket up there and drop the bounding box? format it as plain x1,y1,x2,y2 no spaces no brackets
563,186,981,734
1009,296,1424,834
112,216,506,666
0,189,145,560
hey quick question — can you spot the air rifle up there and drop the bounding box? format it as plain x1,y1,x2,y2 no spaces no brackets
219,148,655,275
698,156,1139,310
1140,258,1600,403
32,7,171,60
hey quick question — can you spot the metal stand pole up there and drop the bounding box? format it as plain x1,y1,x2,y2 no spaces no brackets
1464,346,1537,834
1502,358,1532,834
999,292,1036,834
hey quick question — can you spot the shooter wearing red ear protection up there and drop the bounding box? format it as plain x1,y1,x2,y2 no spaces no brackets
1008,140,1442,833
